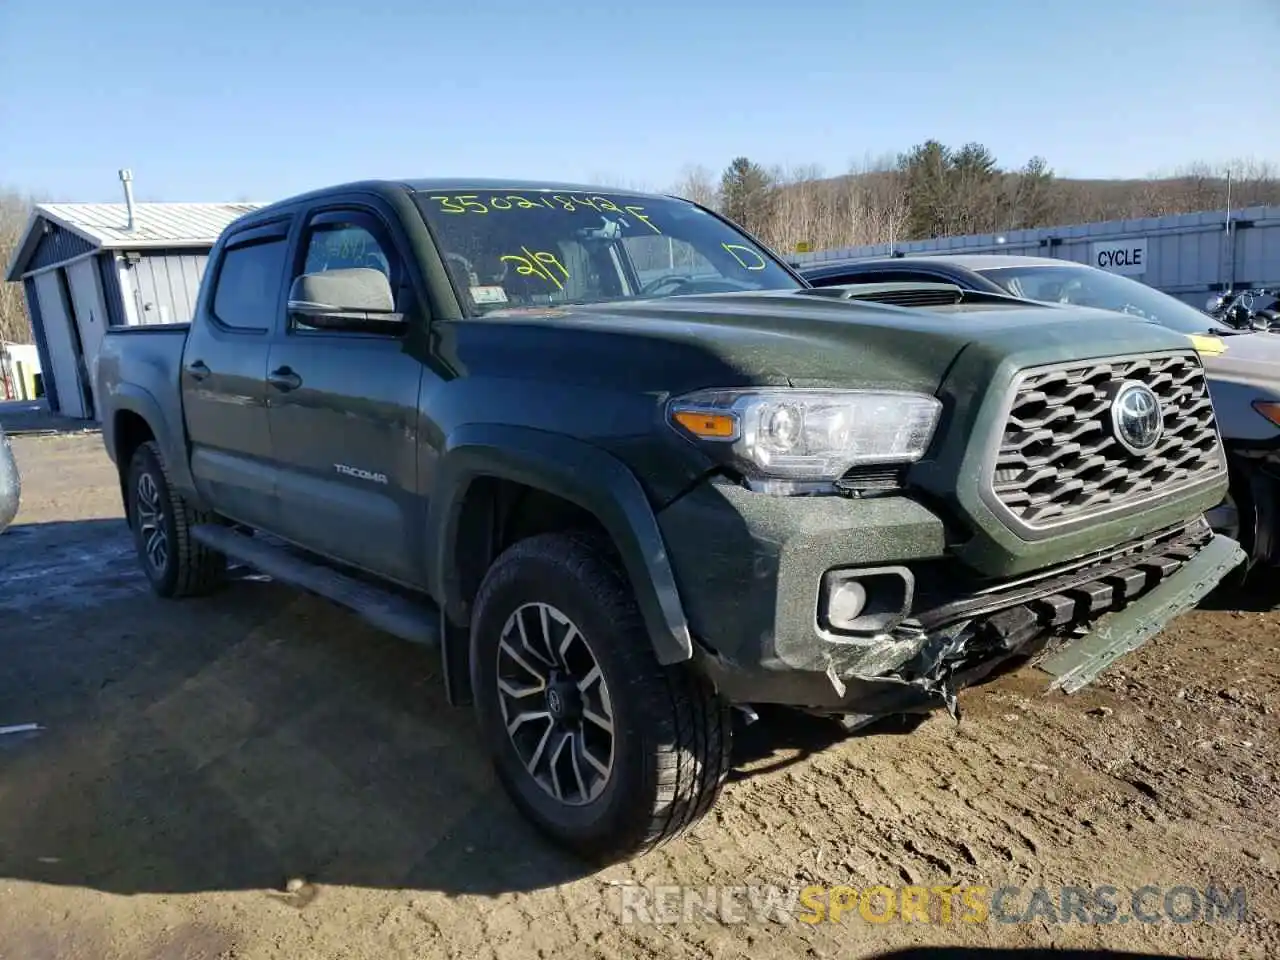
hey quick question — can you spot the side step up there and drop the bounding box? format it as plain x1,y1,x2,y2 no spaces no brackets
192,524,440,649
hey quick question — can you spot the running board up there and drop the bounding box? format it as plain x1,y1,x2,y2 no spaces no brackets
192,524,440,649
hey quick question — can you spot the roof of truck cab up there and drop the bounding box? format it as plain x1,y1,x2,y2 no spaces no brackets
401,178,668,197
240,178,671,219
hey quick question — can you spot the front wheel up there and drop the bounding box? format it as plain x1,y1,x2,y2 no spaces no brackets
470,531,731,864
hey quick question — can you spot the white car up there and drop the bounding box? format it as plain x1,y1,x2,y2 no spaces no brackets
0,425,18,533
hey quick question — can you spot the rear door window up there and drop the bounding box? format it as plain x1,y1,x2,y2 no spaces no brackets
211,236,289,331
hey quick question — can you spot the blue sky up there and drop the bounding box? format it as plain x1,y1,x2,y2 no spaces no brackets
2,0,1278,202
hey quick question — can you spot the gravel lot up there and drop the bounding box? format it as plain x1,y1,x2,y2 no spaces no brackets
0,429,1277,960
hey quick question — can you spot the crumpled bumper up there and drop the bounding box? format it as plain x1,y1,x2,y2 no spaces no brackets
696,531,1246,720
1035,532,1245,693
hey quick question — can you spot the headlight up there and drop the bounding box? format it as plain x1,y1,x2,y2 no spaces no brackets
667,388,941,492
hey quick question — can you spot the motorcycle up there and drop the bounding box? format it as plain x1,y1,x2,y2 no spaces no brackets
1206,287,1280,332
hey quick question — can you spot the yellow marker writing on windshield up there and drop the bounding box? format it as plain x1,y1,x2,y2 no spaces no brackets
722,243,767,271
500,247,569,291
623,206,661,235
427,194,664,235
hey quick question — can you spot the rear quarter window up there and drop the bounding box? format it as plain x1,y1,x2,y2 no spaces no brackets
211,236,288,331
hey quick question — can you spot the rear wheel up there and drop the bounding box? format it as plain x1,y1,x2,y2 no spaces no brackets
126,441,226,598
470,531,731,863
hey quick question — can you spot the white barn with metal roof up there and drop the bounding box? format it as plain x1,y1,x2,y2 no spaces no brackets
4,170,263,420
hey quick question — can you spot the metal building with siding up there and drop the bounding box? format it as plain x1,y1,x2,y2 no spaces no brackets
4,174,262,420
791,204,1280,307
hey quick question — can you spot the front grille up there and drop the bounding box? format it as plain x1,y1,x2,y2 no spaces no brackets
990,351,1223,530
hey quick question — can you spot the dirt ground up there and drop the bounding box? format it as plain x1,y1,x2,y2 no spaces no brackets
0,429,1277,960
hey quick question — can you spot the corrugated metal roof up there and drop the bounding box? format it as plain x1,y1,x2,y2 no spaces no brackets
38,201,266,248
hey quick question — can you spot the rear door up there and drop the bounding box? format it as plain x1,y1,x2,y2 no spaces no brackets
181,219,290,532
264,199,426,586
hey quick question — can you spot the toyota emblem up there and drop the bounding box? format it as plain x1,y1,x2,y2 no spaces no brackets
1110,381,1164,455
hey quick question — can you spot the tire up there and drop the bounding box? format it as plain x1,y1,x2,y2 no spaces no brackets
469,531,731,864
126,441,226,598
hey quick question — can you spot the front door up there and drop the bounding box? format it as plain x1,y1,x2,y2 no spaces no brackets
31,270,87,418
181,220,288,532
265,204,425,586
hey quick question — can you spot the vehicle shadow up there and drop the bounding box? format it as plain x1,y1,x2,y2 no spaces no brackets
1199,565,1280,613
0,517,882,899
0,400,99,437
730,706,928,782
0,517,1255,907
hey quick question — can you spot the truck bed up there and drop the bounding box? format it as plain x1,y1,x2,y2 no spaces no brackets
95,324,191,470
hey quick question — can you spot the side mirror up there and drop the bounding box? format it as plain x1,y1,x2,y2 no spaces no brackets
287,268,403,332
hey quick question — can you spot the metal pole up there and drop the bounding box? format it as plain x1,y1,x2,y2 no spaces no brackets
1225,166,1235,292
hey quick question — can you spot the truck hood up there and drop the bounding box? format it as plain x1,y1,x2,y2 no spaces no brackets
470,289,1203,394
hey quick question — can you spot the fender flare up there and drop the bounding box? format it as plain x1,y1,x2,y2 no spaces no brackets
427,423,693,665
106,384,203,507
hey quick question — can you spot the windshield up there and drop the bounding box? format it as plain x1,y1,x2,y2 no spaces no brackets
413,189,801,315
975,264,1234,335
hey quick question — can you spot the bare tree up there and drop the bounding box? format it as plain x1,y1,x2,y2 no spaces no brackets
692,143,1280,257
0,189,35,344
669,164,720,210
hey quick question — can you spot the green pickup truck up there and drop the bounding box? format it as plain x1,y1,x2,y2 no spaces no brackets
95,179,1243,863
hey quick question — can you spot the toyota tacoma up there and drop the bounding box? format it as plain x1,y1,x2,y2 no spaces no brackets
95,179,1243,863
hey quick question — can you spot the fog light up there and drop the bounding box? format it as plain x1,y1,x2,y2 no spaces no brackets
828,580,868,628
819,566,914,636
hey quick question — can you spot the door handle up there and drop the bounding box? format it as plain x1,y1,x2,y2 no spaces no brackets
267,366,303,392
186,360,211,381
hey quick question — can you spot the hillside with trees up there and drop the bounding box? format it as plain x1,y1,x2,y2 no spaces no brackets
2,145,1278,344
674,145,1280,259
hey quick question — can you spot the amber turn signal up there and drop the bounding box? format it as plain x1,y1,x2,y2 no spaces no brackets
1252,401,1280,426
671,410,737,439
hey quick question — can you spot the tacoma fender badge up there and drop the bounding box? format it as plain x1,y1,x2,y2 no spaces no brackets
334,463,389,485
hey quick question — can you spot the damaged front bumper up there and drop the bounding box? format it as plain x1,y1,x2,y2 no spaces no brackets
694,522,1245,721
1036,532,1244,693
